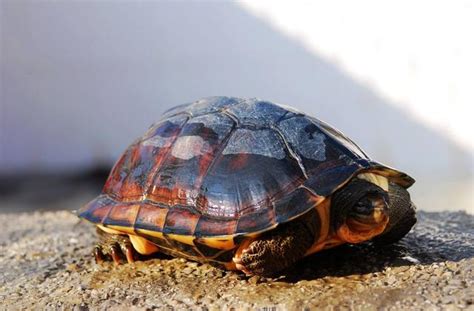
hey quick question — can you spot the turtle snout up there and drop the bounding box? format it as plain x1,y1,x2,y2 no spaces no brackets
351,194,388,224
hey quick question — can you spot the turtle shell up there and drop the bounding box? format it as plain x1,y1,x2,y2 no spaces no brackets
78,97,414,262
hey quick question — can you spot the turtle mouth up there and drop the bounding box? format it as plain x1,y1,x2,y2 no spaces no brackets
347,206,388,230
337,214,389,244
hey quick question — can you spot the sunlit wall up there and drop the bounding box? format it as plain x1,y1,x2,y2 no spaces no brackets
1,1,472,213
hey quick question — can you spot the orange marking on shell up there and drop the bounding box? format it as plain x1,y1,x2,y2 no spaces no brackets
130,145,142,163
195,151,215,187
142,119,188,199
103,148,131,194
165,208,200,235
90,204,113,223
107,204,141,226
120,181,144,201
104,144,145,200
147,185,189,206
136,204,168,231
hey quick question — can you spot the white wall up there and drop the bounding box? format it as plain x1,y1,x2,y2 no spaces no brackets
1,1,472,212
241,0,474,153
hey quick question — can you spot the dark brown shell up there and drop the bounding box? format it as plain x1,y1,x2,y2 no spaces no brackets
78,97,414,242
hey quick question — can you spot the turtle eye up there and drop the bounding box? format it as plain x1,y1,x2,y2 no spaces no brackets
353,197,375,215
351,193,387,219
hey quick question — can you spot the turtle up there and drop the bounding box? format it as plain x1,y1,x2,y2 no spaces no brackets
77,96,416,277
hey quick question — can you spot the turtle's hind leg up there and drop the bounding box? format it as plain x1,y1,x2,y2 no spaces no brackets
94,228,136,265
233,209,319,277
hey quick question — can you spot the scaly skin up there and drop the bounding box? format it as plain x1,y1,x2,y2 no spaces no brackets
233,209,319,277
373,181,417,245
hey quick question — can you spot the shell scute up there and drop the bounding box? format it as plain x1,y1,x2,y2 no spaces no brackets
103,204,140,228
236,207,276,234
134,203,168,232
198,152,305,219
163,207,200,235
277,116,327,164
104,115,188,200
79,195,113,224
222,128,286,159
273,187,322,223
147,112,234,207
194,216,238,237
304,161,361,196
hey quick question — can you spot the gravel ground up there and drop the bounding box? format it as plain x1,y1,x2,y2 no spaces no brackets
0,210,473,310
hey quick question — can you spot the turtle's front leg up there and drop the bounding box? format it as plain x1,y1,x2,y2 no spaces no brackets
233,209,319,277
94,228,136,265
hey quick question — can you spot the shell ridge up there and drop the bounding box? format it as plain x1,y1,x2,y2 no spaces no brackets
159,110,193,122
219,110,240,125
275,110,304,124
271,125,309,180
298,184,320,198
308,116,369,161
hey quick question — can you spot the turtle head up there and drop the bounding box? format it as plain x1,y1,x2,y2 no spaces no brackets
331,178,389,244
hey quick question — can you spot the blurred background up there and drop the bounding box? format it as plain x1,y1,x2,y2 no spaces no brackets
1,0,472,214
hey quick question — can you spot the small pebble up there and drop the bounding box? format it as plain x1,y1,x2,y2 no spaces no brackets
248,276,260,285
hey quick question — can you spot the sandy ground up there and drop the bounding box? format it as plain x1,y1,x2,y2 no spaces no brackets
0,210,473,310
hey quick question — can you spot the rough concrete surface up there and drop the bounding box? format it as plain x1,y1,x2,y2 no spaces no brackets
0,210,473,310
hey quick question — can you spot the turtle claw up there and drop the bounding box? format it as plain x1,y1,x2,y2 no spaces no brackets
122,244,135,264
94,246,105,264
94,241,136,265
110,246,122,265
95,229,137,265
232,254,253,276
